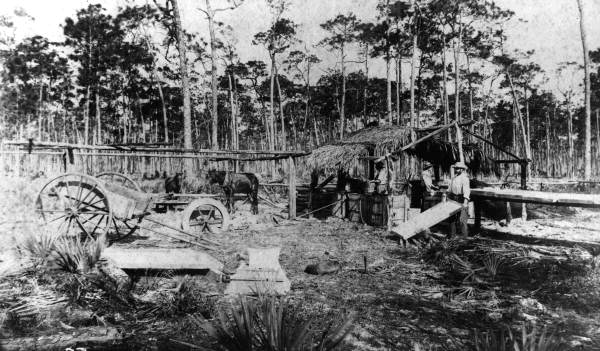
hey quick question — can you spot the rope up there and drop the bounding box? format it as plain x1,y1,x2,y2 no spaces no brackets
297,196,346,219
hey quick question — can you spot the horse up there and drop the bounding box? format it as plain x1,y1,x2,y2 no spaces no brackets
206,169,259,214
165,172,184,193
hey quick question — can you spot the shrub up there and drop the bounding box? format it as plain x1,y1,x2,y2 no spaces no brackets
15,231,58,269
53,237,105,273
195,295,355,351
474,323,566,351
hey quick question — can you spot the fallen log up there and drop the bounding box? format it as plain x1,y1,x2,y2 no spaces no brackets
0,326,123,351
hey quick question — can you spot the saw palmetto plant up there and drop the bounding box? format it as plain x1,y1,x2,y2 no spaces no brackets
474,324,566,351
194,295,355,351
15,231,59,269
53,236,105,274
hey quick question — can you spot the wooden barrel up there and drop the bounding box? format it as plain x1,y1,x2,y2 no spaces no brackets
363,194,388,227
346,193,362,222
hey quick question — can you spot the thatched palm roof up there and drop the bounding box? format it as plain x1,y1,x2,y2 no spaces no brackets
306,125,499,176
305,126,411,171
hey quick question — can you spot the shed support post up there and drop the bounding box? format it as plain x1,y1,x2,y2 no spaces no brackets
520,160,528,221
288,156,296,220
520,161,527,190
474,200,481,230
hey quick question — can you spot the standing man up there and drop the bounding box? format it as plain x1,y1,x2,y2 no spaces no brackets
421,161,439,196
448,161,470,237
374,159,394,194
420,161,439,212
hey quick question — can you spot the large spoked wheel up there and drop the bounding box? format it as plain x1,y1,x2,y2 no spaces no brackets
95,172,141,192
109,214,145,243
181,198,230,234
36,173,113,241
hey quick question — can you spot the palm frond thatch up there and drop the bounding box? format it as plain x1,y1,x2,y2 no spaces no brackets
306,125,500,177
340,125,412,153
407,137,500,177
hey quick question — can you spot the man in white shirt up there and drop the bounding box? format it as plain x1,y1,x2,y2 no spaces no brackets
448,161,470,237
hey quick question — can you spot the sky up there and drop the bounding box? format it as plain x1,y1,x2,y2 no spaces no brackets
3,0,600,92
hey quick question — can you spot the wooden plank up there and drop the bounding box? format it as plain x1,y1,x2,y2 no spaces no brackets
471,188,600,208
390,201,463,240
102,247,223,272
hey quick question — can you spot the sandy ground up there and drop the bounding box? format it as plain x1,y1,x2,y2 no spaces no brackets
2,175,600,350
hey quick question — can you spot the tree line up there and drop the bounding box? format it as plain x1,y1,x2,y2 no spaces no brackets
0,0,598,178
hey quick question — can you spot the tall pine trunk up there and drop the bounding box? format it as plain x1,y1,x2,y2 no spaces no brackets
396,57,401,125
546,110,551,175
386,56,392,124
409,30,418,128
577,0,592,180
276,73,287,149
363,45,368,126
205,0,218,150
340,41,346,138
157,83,168,143
596,109,599,160
95,90,101,144
453,28,461,122
441,36,450,135
172,0,192,151
269,55,277,149
567,100,574,178
84,85,90,145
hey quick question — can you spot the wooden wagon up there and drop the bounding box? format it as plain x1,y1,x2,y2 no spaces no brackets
35,172,230,245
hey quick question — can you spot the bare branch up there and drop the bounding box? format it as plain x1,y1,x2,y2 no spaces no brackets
197,7,209,17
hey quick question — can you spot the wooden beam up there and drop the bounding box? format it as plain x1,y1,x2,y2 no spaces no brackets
102,247,223,272
4,141,310,158
471,188,600,208
494,159,524,164
400,122,457,152
460,127,523,161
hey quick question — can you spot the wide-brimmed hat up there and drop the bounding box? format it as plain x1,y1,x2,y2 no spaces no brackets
452,161,468,169
422,161,433,169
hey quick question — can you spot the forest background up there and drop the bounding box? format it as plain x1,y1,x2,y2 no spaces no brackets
2,0,600,178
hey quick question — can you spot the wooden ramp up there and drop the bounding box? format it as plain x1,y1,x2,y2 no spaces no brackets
390,201,462,240
102,247,223,274
471,188,600,208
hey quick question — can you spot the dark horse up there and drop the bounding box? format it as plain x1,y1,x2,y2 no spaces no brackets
207,170,259,214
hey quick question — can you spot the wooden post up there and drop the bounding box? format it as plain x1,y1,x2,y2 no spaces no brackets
505,202,512,224
368,147,375,180
288,156,296,220
474,200,481,229
520,161,527,190
520,160,527,221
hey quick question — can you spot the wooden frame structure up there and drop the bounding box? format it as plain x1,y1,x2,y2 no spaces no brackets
5,140,309,220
